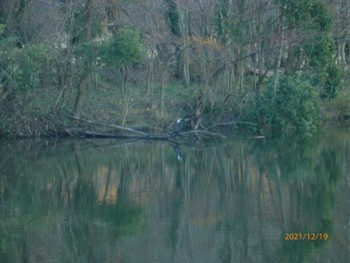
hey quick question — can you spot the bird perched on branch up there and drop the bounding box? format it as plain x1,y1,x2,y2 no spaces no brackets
171,117,191,135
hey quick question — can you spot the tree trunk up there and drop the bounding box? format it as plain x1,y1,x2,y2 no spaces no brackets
273,3,285,96
181,10,190,87
73,74,88,118
85,0,93,40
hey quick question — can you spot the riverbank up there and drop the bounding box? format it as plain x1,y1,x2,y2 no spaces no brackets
1,80,350,140
2,0,350,139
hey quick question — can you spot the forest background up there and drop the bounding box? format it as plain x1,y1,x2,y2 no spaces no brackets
1,0,350,138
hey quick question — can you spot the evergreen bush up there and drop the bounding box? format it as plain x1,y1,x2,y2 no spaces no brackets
253,75,320,135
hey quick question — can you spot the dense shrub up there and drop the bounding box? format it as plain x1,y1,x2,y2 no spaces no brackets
324,89,350,120
0,40,56,92
253,75,320,135
100,28,145,68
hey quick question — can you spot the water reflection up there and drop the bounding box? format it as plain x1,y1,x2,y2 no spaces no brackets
0,129,350,263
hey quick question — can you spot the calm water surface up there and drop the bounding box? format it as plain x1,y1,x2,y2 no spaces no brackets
0,128,350,263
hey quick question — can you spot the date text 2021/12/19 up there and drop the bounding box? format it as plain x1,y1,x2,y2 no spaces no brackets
284,233,329,241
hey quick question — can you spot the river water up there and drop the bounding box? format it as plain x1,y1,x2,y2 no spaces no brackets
0,128,349,263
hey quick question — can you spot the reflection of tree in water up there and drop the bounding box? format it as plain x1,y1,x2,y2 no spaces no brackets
0,141,143,263
0,131,349,262
166,133,345,263
249,134,342,263
285,148,340,262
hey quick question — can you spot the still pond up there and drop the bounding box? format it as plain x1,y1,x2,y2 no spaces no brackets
0,128,349,263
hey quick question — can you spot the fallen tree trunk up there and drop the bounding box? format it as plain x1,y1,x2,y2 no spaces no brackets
177,130,227,139
59,123,169,140
68,116,150,136
62,115,244,140
68,129,169,140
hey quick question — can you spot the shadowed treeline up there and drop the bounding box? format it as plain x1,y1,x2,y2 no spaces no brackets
0,129,350,262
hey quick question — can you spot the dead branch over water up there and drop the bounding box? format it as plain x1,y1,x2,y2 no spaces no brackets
62,116,252,140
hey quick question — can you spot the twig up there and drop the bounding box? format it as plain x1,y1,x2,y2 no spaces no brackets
66,116,229,140
69,116,150,136
206,121,257,130
64,128,170,140
178,130,227,139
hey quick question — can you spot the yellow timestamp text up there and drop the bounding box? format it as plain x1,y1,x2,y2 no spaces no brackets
284,233,329,241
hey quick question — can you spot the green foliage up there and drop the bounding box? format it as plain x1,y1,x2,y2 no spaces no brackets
0,24,5,36
164,0,181,37
74,42,98,64
281,0,332,32
0,39,56,91
324,89,350,120
67,6,104,43
254,75,320,134
304,35,341,98
281,0,314,27
100,28,145,68
280,0,341,99
309,1,332,32
228,18,250,45
213,0,229,43
323,64,342,99
304,35,334,70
